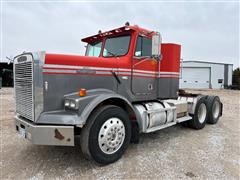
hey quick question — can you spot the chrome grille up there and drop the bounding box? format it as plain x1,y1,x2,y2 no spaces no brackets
14,56,34,121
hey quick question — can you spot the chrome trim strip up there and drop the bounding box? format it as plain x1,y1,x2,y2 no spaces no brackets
32,51,45,121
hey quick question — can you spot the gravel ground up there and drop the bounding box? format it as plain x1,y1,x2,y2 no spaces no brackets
0,88,239,179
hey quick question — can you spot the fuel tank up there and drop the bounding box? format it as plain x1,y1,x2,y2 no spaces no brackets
134,101,175,130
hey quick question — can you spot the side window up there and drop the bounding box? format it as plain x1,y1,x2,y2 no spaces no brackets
86,41,102,57
135,37,142,56
135,36,152,57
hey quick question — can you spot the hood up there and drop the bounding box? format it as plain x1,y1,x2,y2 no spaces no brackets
45,53,118,69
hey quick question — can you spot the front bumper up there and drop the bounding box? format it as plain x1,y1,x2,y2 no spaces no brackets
15,115,74,146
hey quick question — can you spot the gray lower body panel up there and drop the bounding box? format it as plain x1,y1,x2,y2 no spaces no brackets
43,74,179,113
158,78,179,99
43,74,117,111
130,77,179,101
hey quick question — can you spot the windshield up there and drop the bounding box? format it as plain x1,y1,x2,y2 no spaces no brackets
103,35,131,57
86,41,102,57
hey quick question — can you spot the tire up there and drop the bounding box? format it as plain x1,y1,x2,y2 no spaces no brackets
80,105,131,165
206,96,221,124
188,96,208,130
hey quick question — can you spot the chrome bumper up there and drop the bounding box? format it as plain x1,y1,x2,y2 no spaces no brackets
15,115,74,146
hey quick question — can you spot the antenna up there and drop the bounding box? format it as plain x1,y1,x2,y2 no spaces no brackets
6,56,13,65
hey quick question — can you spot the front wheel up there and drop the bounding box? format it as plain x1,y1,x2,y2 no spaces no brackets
80,105,131,165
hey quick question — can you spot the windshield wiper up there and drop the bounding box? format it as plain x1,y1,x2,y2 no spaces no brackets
107,51,118,57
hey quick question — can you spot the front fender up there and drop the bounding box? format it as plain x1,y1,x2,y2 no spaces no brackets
37,89,137,127
76,89,137,126
79,92,136,126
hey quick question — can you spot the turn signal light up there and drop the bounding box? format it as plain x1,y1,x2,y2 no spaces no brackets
79,89,87,97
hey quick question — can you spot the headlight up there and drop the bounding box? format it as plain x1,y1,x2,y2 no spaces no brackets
64,99,78,109
70,101,76,108
64,99,70,107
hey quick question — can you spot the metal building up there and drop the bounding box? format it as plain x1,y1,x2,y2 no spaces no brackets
180,61,233,89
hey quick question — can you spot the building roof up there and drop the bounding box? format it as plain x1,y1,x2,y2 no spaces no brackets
182,60,233,66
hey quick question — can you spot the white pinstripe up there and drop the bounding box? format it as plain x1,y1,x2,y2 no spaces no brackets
43,64,179,76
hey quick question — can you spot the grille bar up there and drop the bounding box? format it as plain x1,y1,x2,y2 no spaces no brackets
14,56,34,121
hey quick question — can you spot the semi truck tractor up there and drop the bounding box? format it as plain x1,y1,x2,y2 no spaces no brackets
14,23,223,165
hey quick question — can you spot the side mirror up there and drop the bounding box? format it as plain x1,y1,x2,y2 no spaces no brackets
152,33,162,60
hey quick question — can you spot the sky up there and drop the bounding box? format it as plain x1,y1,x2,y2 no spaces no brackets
1,1,239,67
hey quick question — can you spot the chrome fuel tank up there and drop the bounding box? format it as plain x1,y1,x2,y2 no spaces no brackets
134,101,175,130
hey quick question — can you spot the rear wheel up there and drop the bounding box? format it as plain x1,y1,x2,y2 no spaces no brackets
206,96,221,124
188,96,208,130
80,105,131,165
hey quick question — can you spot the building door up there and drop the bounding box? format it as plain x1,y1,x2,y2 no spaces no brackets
180,67,211,89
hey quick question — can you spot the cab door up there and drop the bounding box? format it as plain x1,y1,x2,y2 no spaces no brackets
131,35,158,96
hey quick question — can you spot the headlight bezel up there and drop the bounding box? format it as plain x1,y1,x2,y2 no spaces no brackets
64,99,78,110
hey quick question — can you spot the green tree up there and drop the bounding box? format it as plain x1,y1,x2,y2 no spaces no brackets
232,68,240,90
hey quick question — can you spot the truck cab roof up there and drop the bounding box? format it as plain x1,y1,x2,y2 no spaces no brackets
81,25,155,44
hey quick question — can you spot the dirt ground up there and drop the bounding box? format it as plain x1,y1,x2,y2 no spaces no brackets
0,88,239,179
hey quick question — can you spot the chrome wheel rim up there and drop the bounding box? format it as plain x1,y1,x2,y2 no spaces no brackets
198,103,207,123
213,101,220,119
98,117,125,154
